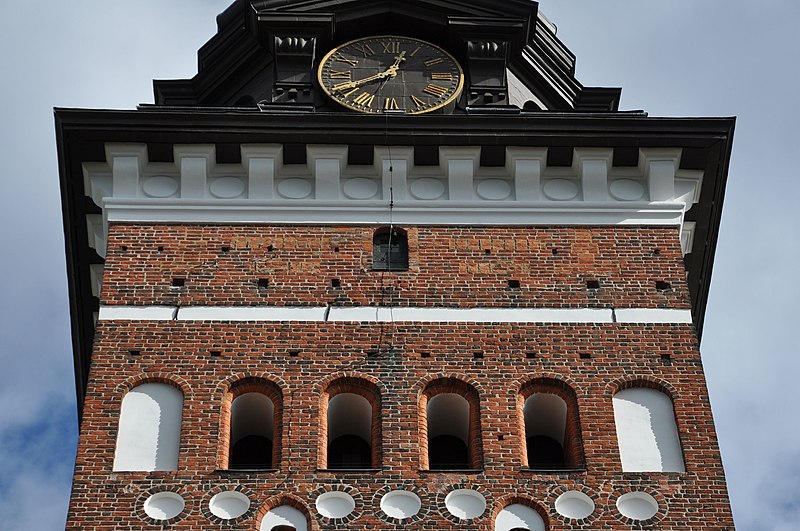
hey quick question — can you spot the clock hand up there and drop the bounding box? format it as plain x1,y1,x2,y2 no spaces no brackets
332,51,407,91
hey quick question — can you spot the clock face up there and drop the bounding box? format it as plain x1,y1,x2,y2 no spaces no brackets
317,35,464,115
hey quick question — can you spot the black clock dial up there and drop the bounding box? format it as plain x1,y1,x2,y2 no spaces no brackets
317,35,464,115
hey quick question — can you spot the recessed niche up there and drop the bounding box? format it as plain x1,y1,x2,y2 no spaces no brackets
380,490,421,520
495,503,546,531
555,491,595,519
616,492,659,521
315,491,356,519
444,489,486,520
144,492,185,521
209,490,250,520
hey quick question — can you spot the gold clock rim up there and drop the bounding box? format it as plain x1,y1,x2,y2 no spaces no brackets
316,34,465,115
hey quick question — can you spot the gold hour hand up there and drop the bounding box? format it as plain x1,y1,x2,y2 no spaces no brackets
332,52,406,91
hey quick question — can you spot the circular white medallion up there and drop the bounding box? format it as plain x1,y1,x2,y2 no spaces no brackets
444,489,486,520
616,492,659,521
209,491,250,520
476,179,512,200
143,492,185,521
142,176,179,198
209,176,246,198
543,179,579,201
410,178,445,200
380,490,421,520
555,491,595,519
277,178,313,199
315,491,355,519
342,177,379,199
609,179,645,201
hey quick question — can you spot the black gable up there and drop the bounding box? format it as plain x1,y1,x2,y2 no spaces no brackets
152,0,620,112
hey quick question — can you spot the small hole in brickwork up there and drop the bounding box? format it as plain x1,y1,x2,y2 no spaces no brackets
473,351,484,359
128,350,140,356
653,248,661,255
552,248,559,256
210,350,222,357
334,247,340,252
498,434,504,441
120,245,128,252
171,278,185,287
485,249,492,255
526,352,537,359
157,246,164,252
579,352,592,359
267,244,274,252
508,279,521,289
656,280,671,291
289,350,300,357
420,352,431,358
366,349,379,358
661,353,671,360
331,278,341,288
586,279,600,290
221,246,231,253
257,278,269,289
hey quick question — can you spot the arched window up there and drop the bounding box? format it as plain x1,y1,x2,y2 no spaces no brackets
520,379,584,470
230,393,275,469
372,227,408,270
260,505,308,531
223,379,282,470
421,379,482,470
495,503,547,531
613,386,685,472
322,378,381,469
113,382,183,471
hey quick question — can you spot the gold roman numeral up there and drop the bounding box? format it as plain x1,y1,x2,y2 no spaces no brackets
333,54,359,66
431,72,452,81
353,43,375,57
341,87,358,98
381,41,400,54
410,94,425,108
423,84,448,97
424,57,444,67
410,46,422,57
353,92,375,107
330,70,352,79
384,97,399,110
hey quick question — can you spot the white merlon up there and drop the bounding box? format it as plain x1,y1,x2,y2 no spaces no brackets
97,305,694,325
83,144,704,261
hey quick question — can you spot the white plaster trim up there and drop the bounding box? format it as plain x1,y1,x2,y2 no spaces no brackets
99,306,176,321
97,305,694,324
328,307,613,323
177,306,327,321
614,308,693,324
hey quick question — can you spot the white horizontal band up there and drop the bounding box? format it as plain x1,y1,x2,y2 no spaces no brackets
98,305,693,324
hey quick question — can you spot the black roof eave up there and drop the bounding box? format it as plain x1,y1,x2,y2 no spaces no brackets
55,108,735,418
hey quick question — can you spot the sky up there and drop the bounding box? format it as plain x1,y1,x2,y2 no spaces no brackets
0,0,797,529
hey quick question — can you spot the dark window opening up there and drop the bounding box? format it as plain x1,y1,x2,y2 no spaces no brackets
526,435,565,467
272,526,296,531
230,435,272,469
328,434,371,469
429,435,469,470
229,392,275,470
373,228,409,271
656,280,671,291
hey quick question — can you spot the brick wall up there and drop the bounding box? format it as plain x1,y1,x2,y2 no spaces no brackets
66,223,733,530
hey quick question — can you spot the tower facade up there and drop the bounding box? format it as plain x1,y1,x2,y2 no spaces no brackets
57,1,735,529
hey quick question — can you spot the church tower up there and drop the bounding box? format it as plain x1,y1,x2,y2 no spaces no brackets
57,1,735,529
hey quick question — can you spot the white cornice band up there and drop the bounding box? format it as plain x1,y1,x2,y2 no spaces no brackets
97,305,693,324
84,144,702,260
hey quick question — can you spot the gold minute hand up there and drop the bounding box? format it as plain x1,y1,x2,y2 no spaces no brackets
332,52,406,91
